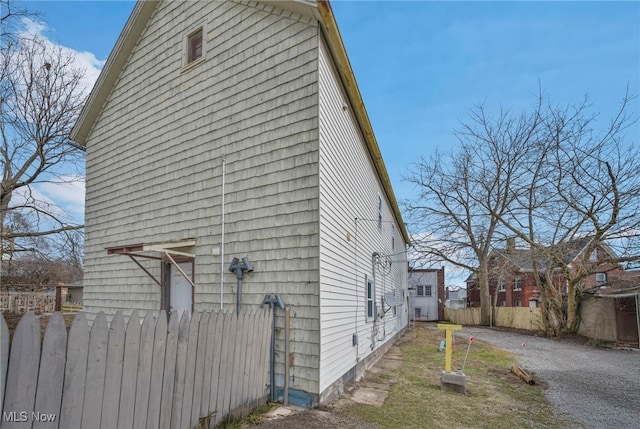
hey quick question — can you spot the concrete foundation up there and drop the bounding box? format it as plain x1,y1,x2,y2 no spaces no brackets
441,371,466,394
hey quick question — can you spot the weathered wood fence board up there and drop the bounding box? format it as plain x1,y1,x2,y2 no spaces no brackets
4,311,41,429
81,312,108,429
33,312,67,429
100,311,125,429
118,310,141,428
446,307,543,331
0,315,8,417
0,308,272,429
159,311,179,429
60,312,89,429
147,310,167,429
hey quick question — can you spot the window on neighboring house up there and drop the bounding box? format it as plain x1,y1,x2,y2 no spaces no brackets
366,275,375,320
499,300,506,307
377,195,383,230
596,272,607,286
514,276,522,290
514,299,521,307
589,249,598,261
414,308,422,319
186,27,203,65
416,285,433,297
498,278,506,291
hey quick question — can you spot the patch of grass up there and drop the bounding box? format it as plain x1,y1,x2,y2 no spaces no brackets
214,403,277,429
338,327,574,429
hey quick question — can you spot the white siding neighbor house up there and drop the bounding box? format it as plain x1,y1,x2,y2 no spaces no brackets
408,268,444,322
71,0,410,407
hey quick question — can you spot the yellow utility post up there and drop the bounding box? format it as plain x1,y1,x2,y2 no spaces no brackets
437,323,466,394
437,323,462,372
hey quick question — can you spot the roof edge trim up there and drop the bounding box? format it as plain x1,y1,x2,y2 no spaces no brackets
71,1,160,145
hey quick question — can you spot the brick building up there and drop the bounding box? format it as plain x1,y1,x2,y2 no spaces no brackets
466,237,623,308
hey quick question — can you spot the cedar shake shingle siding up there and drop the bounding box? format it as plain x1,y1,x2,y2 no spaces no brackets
72,0,410,406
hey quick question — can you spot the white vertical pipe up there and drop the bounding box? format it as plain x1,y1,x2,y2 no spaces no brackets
220,155,226,310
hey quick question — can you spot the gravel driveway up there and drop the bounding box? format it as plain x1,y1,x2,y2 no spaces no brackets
456,326,640,429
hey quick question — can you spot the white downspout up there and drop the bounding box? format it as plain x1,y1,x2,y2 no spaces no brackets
220,155,226,310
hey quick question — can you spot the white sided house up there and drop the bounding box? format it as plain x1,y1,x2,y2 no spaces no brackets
408,267,445,322
71,0,410,407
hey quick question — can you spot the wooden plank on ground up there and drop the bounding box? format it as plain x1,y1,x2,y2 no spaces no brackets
0,313,11,422
170,312,190,429
117,311,142,428
190,311,210,427
147,311,167,429
180,311,201,429
81,312,109,429
101,311,126,429
160,311,179,429
133,312,156,429
59,312,90,429
33,312,67,429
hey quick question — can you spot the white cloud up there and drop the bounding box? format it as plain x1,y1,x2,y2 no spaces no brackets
13,19,93,223
36,177,85,216
20,17,104,95
10,177,85,225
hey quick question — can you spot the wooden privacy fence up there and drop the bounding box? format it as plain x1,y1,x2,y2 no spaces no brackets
0,309,272,429
0,292,55,314
446,307,543,331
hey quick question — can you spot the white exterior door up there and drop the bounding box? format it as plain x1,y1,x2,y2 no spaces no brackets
170,261,193,318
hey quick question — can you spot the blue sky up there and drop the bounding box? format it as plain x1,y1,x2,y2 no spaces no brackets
18,0,640,281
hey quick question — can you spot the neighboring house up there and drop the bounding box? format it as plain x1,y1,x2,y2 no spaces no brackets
70,0,410,407
408,267,444,321
579,264,640,347
466,237,622,308
54,281,84,311
445,286,467,309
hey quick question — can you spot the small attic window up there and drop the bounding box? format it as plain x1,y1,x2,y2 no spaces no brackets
187,27,203,64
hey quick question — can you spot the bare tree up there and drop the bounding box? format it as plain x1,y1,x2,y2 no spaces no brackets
404,98,544,325
1,0,36,42
1,10,86,265
496,93,640,334
406,90,639,334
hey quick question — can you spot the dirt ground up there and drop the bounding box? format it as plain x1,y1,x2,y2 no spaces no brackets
244,407,380,429
243,334,414,429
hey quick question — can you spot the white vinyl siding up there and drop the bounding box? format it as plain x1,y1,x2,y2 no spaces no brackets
318,37,408,394
408,271,439,321
83,1,321,394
